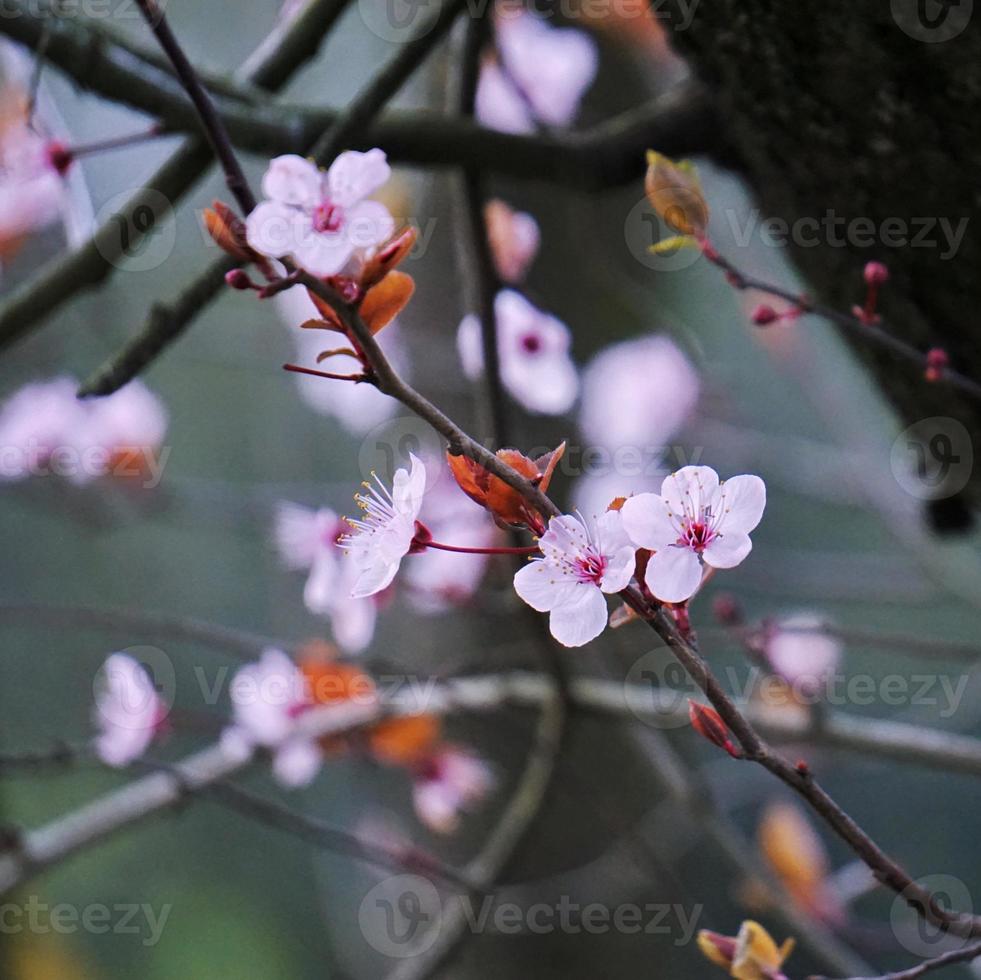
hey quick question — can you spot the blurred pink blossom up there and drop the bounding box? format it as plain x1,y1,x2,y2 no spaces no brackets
485,198,540,284
222,648,322,788
476,12,598,133
273,502,377,652
579,335,700,451
405,472,497,614
457,289,578,415
93,653,166,767
413,747,493,834
0,377,167,484
764,614,842,693
276,285,403,434
246,150,394,277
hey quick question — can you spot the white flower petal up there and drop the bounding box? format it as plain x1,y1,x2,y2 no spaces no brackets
327,149,391,207
272,738,322,787
456,314,484,378
273,502,324,571
292,231,354,277
548,585,609,647
716,474,767,535
620,492,679,550
303,549,338,614
513,560,579,611
661,465,720,520
332,595,376,652
261,154,323,206
702,531,752,570
246,200,306,259
393,453,427,519
644,546,702,603
344,199,395,252
600,544,636,594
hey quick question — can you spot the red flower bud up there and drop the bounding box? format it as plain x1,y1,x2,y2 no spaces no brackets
224,268,256,290
925,347,949,382
689,700,743,758
751,304,780,326
863,261,889,286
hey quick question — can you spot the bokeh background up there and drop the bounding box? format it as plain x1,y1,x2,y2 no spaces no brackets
3,3,981,977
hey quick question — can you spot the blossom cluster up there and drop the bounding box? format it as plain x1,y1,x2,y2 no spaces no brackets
92,648,491,835
0,377,168,485
337,455,765,648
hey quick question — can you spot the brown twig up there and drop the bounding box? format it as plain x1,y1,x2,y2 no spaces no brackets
811,939,981,979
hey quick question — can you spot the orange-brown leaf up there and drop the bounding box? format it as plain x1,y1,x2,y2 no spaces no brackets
369,713,442,766
361,226,417,289
361,270,415,334
447,442,565,531
644,151,709,237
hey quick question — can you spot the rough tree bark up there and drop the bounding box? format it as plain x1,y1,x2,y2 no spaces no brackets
660,0,981,527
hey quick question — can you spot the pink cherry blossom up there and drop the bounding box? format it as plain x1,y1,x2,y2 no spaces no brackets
0,376,167,484
764,614,842,694
513,511,636,647
579,335,700,452
0,92,64,256
457,289,578,415
273,502,377,652
0,376,83,480
476,12,598,134
276,285,403,434
405,471,497,614
412,747,493,834
340,453,427,598
93,653,166,767
246,150,395,277
485,199,540,284
222,648,322,788
620,466,766,604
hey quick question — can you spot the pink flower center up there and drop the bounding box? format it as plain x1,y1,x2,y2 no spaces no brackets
312,199,344,234
520,331,542,354
574,551,606,584
678,518,716,552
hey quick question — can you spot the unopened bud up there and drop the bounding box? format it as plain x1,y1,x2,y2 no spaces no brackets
689,701,743,758
225,268,256,291
863,261,889,286
925,347,949,382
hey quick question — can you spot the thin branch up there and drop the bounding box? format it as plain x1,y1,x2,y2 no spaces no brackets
78,0,474,397
133,0,254,212
0,601,284,659
703,245,981,404
453,14,508,448
177,776,484,892
0,0,351,355
812,940,981,980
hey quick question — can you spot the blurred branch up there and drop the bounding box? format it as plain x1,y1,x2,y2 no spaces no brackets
133,0,255,213
0,601,284,659
0,698,397,894
79,0,472,396
452,14,508,448
0,4,721,185
814,940,981,979
704,245,981,404
0,0,351,354
182,777,484,892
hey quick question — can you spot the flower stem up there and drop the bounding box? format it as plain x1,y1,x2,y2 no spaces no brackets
422,540,539,556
